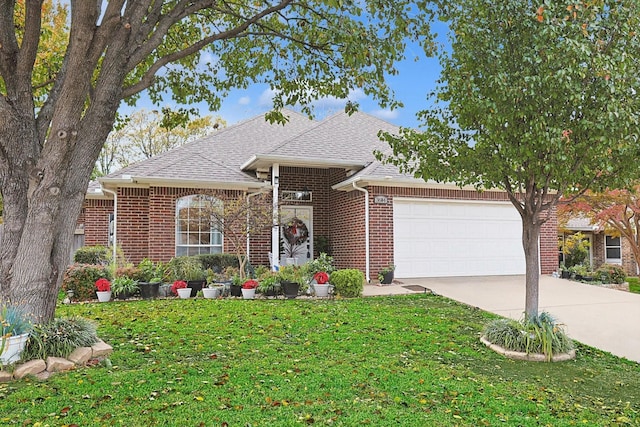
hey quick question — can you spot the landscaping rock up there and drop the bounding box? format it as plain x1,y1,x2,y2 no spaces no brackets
14,359,46,379
46,357,75,373
480,336,576,362
0,371,13,383
91,340,113,358
35,370,52,381
68,347,92,365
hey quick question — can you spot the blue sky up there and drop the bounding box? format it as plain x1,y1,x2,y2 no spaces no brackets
121,38,444,130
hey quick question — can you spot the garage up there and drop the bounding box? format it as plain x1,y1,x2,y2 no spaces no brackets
393,198,526,278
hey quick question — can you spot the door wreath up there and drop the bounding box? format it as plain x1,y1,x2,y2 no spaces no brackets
283,217,309,246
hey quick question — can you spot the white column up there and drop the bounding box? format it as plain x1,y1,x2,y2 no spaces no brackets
271,164,280,270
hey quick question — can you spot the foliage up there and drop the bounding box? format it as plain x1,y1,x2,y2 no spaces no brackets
562,233,591,268
594,264,627,285
1,0,435,323
242,279,259,290
0,305,31,338
73,245,110,265
170,281,188,296
62,264,111,301
627,277,640,294
484,312,574,361
136,258,162,283
95,278,111,293
560,186,640,273
378,264,396,282
331,269,364,298
256,274,279,294
97,109,226,175
378,0,640,318
165,256,205,282
197,253,240,273
110,276,139,298
2,296,637,425
22,317,98,361
306,253,336,277
276,265,304,284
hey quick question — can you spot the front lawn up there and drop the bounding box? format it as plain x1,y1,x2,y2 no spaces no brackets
627,277,640,294
1,295,639,426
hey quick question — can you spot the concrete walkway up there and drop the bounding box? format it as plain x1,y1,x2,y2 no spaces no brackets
363,275,640,363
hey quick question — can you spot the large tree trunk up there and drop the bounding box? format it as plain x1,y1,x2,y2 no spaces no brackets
521,214,542,319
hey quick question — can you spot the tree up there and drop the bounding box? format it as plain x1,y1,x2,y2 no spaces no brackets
0,0,433,322
96,108,225,175
559,187,640,270
202,192,273,280
379,0,640,318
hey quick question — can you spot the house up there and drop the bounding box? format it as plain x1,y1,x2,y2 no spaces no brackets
79,110,558,281
559,216,637,275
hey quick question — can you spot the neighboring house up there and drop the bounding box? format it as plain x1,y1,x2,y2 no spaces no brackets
79,110,558,281
559,216,637,275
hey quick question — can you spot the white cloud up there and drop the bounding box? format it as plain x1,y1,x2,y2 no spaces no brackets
238,96,251,106
258,88,278,107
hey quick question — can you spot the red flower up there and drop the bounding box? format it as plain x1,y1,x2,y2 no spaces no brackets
95,278,111,292
242,279,259,289
313,272,330,285
171,280,188,295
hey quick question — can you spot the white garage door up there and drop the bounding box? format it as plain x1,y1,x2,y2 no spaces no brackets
393,199,525,278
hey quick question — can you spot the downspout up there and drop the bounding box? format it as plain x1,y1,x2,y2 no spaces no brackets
271,164,280,271
100,187,118,264
352,181,371,282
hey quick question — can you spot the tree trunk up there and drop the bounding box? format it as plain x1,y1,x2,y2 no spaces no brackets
522,214,542,319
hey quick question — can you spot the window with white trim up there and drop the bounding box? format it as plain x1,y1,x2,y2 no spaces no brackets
605,235,622,264
176,195,223,256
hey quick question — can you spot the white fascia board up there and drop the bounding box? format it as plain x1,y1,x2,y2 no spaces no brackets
241,155,364,171
97,176,269,192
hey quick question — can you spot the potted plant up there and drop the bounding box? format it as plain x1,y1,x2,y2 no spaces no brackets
277,265,304,299
111,276,139,300
312,271,331,298
95,278,112,302
171,280,191,299
202,270,224,299
378,265,395,285
137,258,162,299
257,274,280,297
241,279,259,299
229,274,243,297
0,305,32,365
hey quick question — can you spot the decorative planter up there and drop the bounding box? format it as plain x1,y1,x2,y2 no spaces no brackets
96,291,111,302
380,271,394,285
241,288,256,299
202,287,221,299
0,333,30,365
282,281,300,299
314,284,331,298
284,257,296,266
187,280,205,298
560,270,570,279
264,285,281,297
177,288,192,299
116,290,132,300
139,282,160,299
230,285,242,297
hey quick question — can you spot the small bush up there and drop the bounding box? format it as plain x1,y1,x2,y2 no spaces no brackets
22,317,98,360
62,264,111,301
197,254,239,272
330,269,364,298
595,264,627,284
73,245,110,265
483,312,574,361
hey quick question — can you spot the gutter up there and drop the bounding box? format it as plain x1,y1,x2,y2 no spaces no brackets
352,180,371,283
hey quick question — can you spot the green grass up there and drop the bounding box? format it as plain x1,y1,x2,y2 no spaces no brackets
627,277,640,294
1,295,639,426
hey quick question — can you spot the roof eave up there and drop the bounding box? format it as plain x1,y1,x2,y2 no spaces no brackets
97,176,270,192
241,154,365,171
332,175,486,192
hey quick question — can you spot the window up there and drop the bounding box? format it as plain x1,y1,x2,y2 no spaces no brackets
605,235,622,264
176,195,223,256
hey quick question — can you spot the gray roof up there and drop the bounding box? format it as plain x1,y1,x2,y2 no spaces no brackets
98,108,427,191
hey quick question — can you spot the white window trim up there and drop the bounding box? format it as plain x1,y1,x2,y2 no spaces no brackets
175,195,223,256
605,235,622,265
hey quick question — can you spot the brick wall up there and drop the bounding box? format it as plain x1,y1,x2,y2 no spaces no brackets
81,199,113,246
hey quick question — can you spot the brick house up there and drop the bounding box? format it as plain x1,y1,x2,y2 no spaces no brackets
559,216,637,275
80,110,558,281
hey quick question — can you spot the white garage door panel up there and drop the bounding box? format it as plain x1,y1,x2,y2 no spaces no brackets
393,199,525,278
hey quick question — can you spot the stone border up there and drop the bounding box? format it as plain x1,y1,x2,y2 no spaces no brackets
0,339,113,383
480,336,576,362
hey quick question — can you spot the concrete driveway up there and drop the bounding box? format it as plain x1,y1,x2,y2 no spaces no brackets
365,275,640,363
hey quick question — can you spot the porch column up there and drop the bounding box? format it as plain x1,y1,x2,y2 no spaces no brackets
271,164,280,270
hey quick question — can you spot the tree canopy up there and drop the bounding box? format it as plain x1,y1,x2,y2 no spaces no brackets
379,0,640,317
0,0,434,322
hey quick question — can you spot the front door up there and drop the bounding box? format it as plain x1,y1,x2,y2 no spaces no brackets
280,206,313,266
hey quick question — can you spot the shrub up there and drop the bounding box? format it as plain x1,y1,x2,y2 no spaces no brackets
595,264,627,284
330,269,364,298
22,317,98,360
73,245,110,265
164,256,206,282
563,233,590,268
197,253,239,272
62,264,111,301
483,312,574,361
